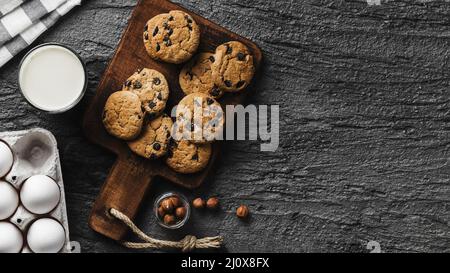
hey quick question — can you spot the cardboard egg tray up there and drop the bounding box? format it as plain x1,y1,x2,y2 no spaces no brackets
0,128,71,253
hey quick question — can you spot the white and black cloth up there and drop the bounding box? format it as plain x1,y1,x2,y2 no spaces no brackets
0,0,81,67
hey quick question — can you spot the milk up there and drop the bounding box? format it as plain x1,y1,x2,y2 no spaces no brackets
19,44,86,112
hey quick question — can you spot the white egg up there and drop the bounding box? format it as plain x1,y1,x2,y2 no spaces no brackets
0,181,19,220
27,218,65,253
20,175,60,214
0,222,23,253
0,141,14,178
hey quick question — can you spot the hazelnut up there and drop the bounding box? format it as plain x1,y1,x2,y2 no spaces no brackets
157,206,165,218
163,214,176,225
192,198,205,209
206,197,219,210
236,205,249,219
175,206,187,219
161,198,174,213
170,196,181,208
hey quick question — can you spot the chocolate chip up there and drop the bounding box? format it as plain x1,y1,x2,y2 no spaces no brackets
144,24,148,31
225,80,233,87
237,52,246,61
185,15,193,24
166,131,171,138
157,93,163,100
133,81,142,89
137,68,142,73
124,80,132,87
167,28,173,36
153,26,159,36
191,153,199,161
209,55,215,63
236,80,246,88
156,43,160,51
148,101,157,109
153,143,161,151
188,24,192,31
163,36,172,46
226,45,233,55
138,115,142,119
207,98,214,105
144,32,149,40
210,86,221,97
163,22,169,29
153,77,161,85
168,16,174,21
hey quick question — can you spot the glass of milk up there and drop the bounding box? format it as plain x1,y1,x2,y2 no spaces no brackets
18,43,87,113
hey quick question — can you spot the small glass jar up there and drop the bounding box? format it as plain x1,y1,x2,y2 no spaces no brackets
154,192,190,229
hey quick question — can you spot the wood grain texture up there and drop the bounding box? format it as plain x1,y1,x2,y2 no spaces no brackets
0,0,449,253
84,0,262,241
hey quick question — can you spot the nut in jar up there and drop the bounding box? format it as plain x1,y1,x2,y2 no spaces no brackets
154,192,190,229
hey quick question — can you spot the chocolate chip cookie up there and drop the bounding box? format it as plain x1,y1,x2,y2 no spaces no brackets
103,91,144,140
165,139,212,174
123,68,169,117
144,10,200,64
128,114,173,159
211,41,255,92
174,92,224,144
179,52,224,99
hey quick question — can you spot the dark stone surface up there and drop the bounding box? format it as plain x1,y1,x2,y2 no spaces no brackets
1,0,449,253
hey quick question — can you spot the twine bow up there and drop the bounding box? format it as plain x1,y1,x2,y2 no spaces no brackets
109,208,223,252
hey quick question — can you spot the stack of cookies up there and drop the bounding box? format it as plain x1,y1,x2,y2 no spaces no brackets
102,10,255,174
103,68,172,159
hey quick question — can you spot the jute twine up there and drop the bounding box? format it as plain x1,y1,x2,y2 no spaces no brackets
109,208,223,252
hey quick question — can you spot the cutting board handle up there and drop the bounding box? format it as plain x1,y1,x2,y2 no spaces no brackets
89,154,154,241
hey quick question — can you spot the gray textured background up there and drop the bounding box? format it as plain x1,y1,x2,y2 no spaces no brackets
1,0,450,253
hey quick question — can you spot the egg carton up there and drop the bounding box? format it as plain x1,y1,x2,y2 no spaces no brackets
0,128,72,253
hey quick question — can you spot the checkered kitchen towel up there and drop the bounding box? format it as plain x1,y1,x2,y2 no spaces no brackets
0,0,81,67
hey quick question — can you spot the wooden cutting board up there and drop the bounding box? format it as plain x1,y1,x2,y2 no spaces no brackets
83,0,262,241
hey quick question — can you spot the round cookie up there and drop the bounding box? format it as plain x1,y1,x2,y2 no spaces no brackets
174,92,224,144
165,139,212,174
128,114,173,159
211,41,255,92
103,91,144,140
179,52,224,99
123,68,169,117
144,10,200,64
